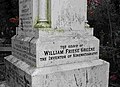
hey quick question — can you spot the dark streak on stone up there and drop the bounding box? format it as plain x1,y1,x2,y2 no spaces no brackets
86,70,89,86
74,74,79,87
46,75,48,79
80,83,82,86
91,66,96,70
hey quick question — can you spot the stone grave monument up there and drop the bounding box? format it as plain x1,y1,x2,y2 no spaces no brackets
5,0,109,87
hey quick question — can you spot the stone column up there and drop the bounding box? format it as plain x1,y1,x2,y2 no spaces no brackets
85,0,90,28
85,0,87,22
34,0,50,28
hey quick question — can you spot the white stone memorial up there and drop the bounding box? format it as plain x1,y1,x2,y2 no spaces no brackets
5,0,109,87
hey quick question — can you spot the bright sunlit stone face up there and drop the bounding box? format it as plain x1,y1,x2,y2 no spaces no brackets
51,0,86,32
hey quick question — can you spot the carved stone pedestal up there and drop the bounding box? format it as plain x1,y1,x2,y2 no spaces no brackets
4,0,110,87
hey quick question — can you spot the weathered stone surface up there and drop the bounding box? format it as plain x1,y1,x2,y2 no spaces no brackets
18,0,88,37
19,0,38,37
12,33,99,67
51,0,86,32
5,55,109,87
12,35,37,66
36,35,99,67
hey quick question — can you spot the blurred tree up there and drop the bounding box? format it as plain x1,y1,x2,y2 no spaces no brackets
87,0,120,75
87,0,120,46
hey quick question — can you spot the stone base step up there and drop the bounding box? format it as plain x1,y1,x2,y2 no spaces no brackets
5,55,109,87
